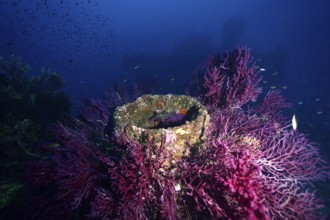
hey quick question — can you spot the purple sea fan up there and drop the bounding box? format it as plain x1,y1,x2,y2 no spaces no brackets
253,89,292,123
218,149,270,220
202,67,224,109
81,98,109,127
99,133,179,220
24,47,330,220
190,48,330,218
177,132,268,219
197,47,262,110
88,187,117,219
24,119,110,219
179,145,230,219
255,129,330,219
184,108,329,219
48,123,105,211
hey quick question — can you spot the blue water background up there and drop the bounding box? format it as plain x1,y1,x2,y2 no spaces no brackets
1,0,329,170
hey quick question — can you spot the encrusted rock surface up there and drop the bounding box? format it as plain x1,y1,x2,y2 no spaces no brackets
114,94,210,161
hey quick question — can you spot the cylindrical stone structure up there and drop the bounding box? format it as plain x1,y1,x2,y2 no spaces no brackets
113,94,210,163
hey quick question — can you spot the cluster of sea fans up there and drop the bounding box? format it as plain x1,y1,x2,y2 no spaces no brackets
26,48,329,219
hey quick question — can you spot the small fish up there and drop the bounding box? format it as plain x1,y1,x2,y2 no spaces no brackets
148,111,186,128
114,90,124,103
134,65,140,70
46,142,60,148
260,68,266,72
292,114,298,130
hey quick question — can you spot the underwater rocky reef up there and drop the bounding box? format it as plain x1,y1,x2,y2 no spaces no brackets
0,55,71,211
1,48,330,219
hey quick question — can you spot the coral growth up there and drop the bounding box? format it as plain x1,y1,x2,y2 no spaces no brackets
0,55,71,211
191,47,262,110
24,48,330,219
